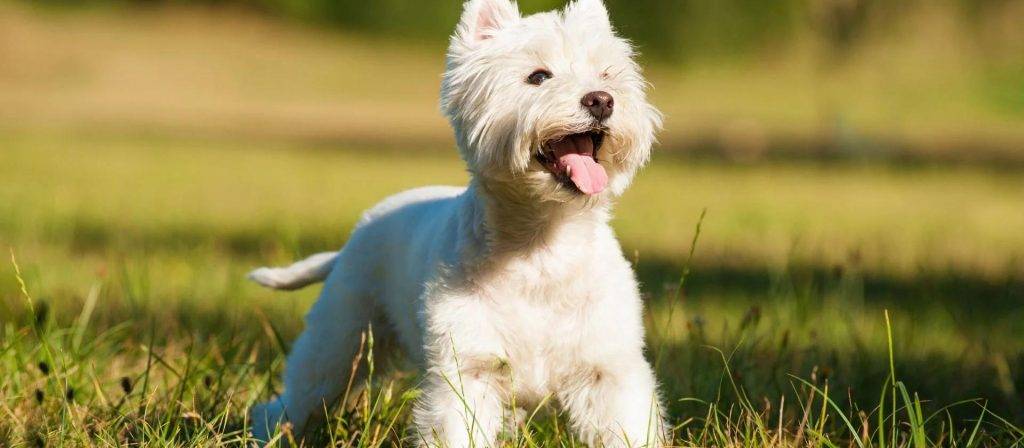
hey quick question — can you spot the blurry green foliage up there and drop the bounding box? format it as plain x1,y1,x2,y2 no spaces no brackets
217,0,1021,66
258,0,812,61
26,0,1019,63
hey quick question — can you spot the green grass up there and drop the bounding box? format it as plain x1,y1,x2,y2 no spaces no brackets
2,130,1023,446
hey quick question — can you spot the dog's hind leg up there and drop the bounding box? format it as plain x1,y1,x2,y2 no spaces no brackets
250,248,378,442
248,251,339,291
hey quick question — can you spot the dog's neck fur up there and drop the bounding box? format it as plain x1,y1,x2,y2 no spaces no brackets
467,177,610,257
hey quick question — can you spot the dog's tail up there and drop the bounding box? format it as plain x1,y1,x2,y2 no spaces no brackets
248,251,339,291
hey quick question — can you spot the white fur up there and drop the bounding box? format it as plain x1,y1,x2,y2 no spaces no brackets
250,0,665,446
248,252,338,291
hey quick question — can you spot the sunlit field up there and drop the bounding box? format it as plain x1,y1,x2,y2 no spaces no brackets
1,2,1023,446
4,130,1023,446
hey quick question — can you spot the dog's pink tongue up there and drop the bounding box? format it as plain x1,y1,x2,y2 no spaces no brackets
550,134,608,195
558,153,608,195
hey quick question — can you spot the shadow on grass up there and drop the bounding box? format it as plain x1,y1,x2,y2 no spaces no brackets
651,315,1024,427
634,254,1024,326
22,215,1024,311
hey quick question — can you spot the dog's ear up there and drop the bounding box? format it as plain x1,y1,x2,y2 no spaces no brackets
564,0,612,32
455,0,520,46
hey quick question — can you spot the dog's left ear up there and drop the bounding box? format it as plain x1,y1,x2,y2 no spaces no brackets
454,0,520,46
563,0,612,31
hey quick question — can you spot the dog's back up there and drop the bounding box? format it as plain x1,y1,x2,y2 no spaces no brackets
248,185,466,291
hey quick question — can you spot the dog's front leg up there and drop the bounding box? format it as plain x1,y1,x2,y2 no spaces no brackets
412,289,511,447
559,358,666,448
414,359,507,448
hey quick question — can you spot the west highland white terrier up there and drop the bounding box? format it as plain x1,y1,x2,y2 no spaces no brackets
249,0,664,445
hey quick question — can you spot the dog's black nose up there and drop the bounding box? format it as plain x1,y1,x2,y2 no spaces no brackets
581,91,614,121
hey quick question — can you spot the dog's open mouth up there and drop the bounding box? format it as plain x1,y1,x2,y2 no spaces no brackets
535,130,608,195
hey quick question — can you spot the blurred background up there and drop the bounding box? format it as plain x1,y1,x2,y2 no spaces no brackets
1,0,1023,432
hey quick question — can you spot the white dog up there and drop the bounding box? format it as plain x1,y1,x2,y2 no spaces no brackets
249,0,664,445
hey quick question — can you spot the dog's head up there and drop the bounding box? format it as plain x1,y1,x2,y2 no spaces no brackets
442,0,662,202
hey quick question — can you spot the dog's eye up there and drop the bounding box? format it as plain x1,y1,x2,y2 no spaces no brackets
526,69,553,86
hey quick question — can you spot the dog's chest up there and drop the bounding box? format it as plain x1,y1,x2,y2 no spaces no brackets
488,245,600,308
480,253,609,399
484,298,583,402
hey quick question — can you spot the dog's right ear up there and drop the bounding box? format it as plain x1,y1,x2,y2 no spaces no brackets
454,0,520,47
